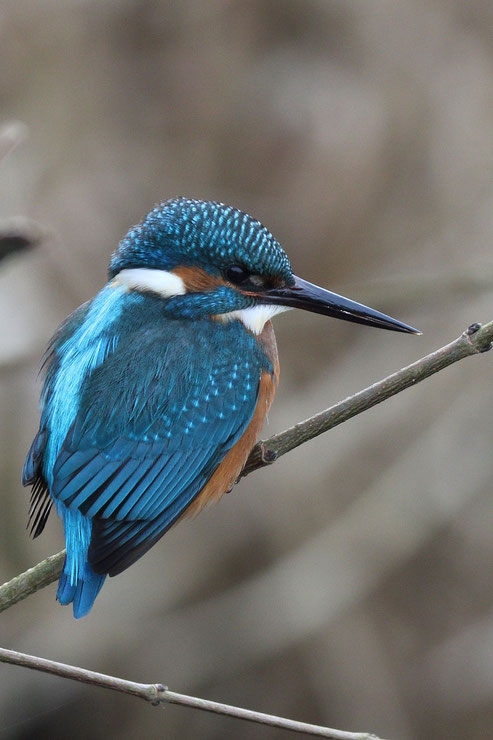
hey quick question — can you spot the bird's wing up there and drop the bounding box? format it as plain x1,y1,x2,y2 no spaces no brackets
49,319,264,576
23,303,91,538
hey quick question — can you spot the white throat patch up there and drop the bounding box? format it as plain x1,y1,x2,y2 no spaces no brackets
115,268,186,298
218,305,290,335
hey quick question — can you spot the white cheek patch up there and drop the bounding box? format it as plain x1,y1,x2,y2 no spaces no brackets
114,268,186,298
219,304,291,335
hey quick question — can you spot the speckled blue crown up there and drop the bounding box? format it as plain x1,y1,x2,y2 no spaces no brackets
109,198,293,282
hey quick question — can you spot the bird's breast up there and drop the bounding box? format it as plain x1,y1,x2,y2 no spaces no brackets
183,321,279,518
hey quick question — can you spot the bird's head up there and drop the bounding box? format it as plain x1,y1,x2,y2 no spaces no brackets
109,198,419,335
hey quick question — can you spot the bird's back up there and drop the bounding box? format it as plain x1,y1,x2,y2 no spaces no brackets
25,287,278,615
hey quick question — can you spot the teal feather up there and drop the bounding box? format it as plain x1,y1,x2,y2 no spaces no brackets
29,289,271,614
23,198,287,617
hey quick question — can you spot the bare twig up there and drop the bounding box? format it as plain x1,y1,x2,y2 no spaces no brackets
241,321,493,476
0,217,44,263
0,647,385,740
1,322,492,614
0,551,65,613
0,122,44,263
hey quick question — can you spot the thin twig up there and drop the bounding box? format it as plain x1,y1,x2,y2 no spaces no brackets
0,217,44,263
0,551,65,613
241,321,493,476
0,647,384,740
0,322,492,613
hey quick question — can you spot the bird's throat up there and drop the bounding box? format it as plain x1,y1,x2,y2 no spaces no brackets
216,304,290,335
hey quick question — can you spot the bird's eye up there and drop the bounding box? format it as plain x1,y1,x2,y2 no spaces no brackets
223,265,272,292
224,265,251,284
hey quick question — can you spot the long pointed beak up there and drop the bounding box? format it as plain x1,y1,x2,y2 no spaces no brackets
260,276,420,334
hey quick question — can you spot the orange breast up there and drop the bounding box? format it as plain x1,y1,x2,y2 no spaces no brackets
183,321,279,519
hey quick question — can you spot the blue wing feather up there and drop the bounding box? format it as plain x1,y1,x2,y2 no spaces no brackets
26,289,272,612
51,293,267,577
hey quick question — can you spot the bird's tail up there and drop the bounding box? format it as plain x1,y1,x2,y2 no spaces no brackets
57,559,106,619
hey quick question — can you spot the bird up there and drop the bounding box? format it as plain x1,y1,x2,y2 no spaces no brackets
23,197,419,618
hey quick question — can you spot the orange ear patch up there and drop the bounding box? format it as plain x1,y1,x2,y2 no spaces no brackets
172,266,226,292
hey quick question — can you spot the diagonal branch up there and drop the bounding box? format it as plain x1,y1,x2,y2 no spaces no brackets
0,217,44,264
0,550,65,613
1,320,492,615
241,320,493,476
0,647,385,740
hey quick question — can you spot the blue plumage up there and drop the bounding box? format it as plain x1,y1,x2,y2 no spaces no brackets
24,197,417,618
57,564,105,617
110,198,293,283
25,278,271,616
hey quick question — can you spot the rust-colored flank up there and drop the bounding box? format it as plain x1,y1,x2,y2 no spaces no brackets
183,321,280,518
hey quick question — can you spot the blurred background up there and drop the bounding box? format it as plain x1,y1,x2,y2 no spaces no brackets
1,1,493,738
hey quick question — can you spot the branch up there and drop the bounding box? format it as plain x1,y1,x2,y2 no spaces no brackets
0,551,65,613
241,321,493,476
1,321,492,614
0,122,44,263
0,647,385,740
0,217,44,263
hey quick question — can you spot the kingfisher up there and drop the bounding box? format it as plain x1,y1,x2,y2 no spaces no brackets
23,198,419,618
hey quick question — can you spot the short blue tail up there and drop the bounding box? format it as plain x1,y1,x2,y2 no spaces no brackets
57,560,106,619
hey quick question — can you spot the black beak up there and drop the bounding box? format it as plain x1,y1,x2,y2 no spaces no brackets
261,276,420,334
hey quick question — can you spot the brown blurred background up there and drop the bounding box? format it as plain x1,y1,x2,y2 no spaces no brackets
1,2,493,738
